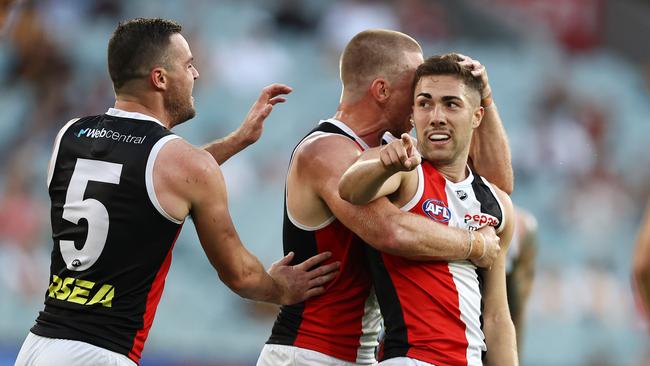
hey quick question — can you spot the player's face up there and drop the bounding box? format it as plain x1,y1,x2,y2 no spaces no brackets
164,33,200,126
412,75,482,164
386,51,424,136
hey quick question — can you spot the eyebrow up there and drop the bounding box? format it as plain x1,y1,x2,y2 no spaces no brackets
441,95,462,102
415,93,462,102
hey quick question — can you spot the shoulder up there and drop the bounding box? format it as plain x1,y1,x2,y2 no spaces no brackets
293,132,364,177
160,138,220,177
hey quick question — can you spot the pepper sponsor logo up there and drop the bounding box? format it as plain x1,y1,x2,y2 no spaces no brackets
422,199,451,223
75,127,146,144
464,212,499,229
47,275,115,307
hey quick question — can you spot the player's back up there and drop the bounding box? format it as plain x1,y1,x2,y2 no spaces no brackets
32,109,183,364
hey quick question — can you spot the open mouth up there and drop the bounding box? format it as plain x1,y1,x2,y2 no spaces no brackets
427,133,451,143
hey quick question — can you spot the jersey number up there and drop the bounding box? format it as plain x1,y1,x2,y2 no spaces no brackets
60,159,122,271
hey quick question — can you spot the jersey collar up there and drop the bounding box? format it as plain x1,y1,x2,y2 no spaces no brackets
106,108,166,127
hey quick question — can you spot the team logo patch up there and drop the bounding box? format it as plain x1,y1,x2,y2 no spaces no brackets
422,199,451,223
456,190,468,201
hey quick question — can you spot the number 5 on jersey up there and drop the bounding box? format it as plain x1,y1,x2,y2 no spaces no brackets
61,158,122,271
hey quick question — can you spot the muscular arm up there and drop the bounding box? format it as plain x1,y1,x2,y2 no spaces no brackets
482,189,518,366
339,134,420,205
338,150,404,205
633,199,650,319
202,84,292,165
458,54,513,194
469,102,513,194
297,136,488,262
154,140,337,305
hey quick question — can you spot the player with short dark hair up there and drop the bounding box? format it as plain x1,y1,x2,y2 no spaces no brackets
339,53,518,365
14,17,339,366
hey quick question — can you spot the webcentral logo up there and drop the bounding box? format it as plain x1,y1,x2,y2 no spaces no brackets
75,128,147,144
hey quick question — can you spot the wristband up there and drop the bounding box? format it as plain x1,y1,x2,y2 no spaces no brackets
477,232,488,261
463,230,473,260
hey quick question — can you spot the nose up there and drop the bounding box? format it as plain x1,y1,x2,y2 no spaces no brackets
429,105,446,126
192,66,200,80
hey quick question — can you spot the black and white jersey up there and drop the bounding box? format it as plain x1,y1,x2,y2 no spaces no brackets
31,108,183,364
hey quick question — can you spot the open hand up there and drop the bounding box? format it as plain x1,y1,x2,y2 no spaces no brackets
457,54,492,106
268,251,340,305
236,83,293,146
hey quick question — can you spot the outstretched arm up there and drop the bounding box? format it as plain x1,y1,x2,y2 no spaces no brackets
482,188,518,366
156,140,338,305
297,135,500,266
633,198,650,320
203,84,292,165
339,133,420,205
458,55,513,194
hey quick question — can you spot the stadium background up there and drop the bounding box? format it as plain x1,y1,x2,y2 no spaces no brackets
0,0,649,365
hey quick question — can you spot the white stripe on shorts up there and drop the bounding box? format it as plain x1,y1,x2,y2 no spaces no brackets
257,344,378,366
15,332,136,366
379,357,436,366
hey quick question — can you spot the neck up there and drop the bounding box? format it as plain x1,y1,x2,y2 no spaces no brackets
333,96,390,148
114,93,171,129
430,155,470,183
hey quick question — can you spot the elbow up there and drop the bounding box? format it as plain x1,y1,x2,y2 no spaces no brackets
499,173,514,195
483,311,514,329
503,182,514,196
219,269,256,298
338,180,368,205
367,219,402,254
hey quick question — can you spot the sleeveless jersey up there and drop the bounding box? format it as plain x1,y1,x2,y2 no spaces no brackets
267,119,381,364
371,160,505,366
31,108,184,364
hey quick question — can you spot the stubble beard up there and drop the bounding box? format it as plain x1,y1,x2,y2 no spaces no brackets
164,87,196,127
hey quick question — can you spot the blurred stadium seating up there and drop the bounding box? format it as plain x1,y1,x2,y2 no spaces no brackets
1,1,649,365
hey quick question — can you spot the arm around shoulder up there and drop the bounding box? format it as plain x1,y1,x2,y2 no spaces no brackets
298,135,473,262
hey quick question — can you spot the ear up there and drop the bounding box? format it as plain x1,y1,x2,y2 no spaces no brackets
472,105,484,129
150,67,167,91
370,78,390,103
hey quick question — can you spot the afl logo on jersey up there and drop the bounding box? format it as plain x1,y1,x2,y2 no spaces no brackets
422,199,451,223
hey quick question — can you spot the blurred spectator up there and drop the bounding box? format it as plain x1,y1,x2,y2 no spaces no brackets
318,0,399,52
0,147,47,301
396,0,450,44
5,2,72,149
530,82,597,179
269,0,318,36
211,26,291,95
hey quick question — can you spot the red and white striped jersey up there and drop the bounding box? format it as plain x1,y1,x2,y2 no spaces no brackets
371,160,505,366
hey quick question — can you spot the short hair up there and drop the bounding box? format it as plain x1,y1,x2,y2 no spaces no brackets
340,29,422,91
107,18,182,91
413,53,484,98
